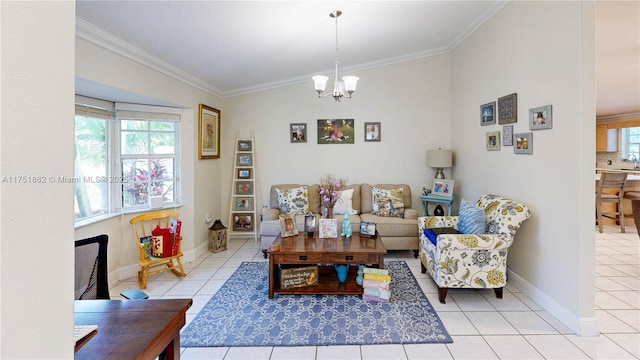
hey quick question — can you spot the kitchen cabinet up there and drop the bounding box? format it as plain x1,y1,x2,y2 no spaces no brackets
596,124,618,152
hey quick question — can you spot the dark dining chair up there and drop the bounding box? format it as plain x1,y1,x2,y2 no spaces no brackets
75,234,110,300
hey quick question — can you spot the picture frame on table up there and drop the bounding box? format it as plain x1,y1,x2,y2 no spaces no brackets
235,181,253,195
290,123,307,143
318,218,338,238
529,105,552,130
236,153,252,167
317,119,355,144
279,214,299,238
486,131,501,150
359,222,377,237
233,213,254,232
237,168,252,179
304,214,316,234
498,93,518,124
235,197,253,211
480,101,496,126
431,179,455,198
514,132,533,154
237,140,252,152
502,125,514,146
364,122,381,142
198,104,221,159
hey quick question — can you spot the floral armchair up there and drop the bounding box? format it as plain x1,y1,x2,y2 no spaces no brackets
418,194,531,303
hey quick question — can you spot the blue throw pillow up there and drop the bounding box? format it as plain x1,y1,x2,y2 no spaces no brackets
458,199,486,234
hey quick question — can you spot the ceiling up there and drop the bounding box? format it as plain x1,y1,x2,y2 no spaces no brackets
76,1,639,117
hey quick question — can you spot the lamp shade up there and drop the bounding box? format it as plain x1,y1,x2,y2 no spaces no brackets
312,75,329,92
427,149,453,168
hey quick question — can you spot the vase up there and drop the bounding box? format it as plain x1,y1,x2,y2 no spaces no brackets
334,264,348,283
323,207,333,219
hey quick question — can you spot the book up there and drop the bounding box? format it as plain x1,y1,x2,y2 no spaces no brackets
139,236,152,259
362,279,390,290
362,294,389,303
363,273,391,282
364,287,391,299
362,267,389,276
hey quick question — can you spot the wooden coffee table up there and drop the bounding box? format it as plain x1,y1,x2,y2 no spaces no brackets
267,232,386,299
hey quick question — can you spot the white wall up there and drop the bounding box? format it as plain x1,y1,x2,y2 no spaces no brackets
224,54,452,215
0,2,76,357
75,39,223,276
450,1,596,335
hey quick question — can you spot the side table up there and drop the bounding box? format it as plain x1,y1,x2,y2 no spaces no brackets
420,194,455,216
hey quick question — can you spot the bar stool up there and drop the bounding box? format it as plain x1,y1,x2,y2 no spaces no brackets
596,172,628,233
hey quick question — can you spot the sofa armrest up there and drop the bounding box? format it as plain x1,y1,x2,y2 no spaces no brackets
435,233,513,251
418,216,459,232
262,208,281,221
404,208,419,220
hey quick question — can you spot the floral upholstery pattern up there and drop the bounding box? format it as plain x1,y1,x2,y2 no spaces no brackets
418,194,531,297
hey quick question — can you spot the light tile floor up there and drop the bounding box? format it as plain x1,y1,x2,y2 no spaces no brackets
110,225,639,359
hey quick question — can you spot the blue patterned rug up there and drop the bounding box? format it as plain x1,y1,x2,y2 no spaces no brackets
181,261,451,347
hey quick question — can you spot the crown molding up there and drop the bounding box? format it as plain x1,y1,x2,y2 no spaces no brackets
76,18,224,98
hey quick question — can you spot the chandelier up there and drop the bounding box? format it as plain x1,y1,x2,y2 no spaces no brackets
312,10,359,102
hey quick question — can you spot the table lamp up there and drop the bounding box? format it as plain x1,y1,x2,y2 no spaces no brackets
427,149,453,179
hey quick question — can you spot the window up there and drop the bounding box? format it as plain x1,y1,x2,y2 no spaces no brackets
74,96,181,224
621,127,640,161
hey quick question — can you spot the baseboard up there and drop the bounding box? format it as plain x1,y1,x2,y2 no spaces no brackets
108,246,201,288
507,269,599,336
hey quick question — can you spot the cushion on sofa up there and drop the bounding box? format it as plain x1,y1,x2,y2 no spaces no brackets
361,183,412,213
270,184,321,214
458,199,486,234
333,188,355,215
275,185,309,214
370,186,404,214
374,197,404,218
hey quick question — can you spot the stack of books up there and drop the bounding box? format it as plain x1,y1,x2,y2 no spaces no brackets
362,267,391,302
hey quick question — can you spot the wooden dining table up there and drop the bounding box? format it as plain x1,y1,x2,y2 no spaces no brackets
74,298,192,360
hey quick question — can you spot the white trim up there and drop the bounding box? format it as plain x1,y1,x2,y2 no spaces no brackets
507,268,599,336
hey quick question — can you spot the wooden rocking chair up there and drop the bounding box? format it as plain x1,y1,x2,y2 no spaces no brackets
130,209,186,289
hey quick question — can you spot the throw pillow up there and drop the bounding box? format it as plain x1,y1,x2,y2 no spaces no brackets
371,186,403,214
276,186,309,214
458,199,486,234
333,188,355,215
374,197,405,218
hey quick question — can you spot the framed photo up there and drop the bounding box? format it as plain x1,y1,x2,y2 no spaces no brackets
236,153,252,167
235,181,253,195
237,168,252,179
502,125,514,146
359,222,377,237
290,123,307,143
364,122,381,142
514,132,533,154
498,93,518,124
237,140,252,152
235,197,253,211
198,104,221,159
317,119,354,144
486,131,501,150
304,214,316,233
318,218,338,238
431,179,454,198
529,105,552,130
279,214,299,237
233,213,254,232
480,101,496,126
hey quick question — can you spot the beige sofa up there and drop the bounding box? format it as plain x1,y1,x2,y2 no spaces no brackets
259,183,419,258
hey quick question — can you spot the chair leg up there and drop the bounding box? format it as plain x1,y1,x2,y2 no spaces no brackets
596,200,603,233
438,288,448,304
619,201,626,233
413,249,419,258
139,267,149,289
420,261,427,274
494,287,503,299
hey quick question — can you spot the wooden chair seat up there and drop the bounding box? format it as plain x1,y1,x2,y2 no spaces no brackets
130,210,186,289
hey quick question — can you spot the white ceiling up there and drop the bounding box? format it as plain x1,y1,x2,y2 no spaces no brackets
76,1,640,117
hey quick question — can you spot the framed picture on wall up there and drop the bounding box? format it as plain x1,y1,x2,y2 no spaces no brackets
514,132,533,154
235,197,253,211
233,213,254,232
502,125,514,146
364,122,381,142
486,131,501,151
317,119,354,144
237,140,252,152
480,101,496,126
290,123,307,143
498,93,518,124
529,105,552,130
198,104,221,159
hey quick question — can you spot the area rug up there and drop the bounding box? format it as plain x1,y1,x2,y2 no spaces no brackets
181,261,451,347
